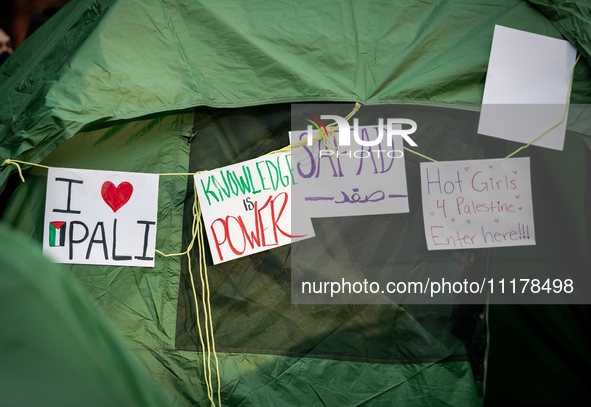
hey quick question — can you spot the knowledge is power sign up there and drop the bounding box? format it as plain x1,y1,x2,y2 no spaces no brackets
195,151,315,264
43,168,159,267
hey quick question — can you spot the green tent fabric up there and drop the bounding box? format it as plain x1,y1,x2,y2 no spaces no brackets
1,0,591,406
0,222,170,407
530,0,591,63
0,103,489,406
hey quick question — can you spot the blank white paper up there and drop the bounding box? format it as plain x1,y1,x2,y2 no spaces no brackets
478,25,577,151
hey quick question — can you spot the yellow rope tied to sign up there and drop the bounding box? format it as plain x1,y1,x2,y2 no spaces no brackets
1,159,50,182
323,102,361,150
264,102,361,156
403,148,438,162
157,181,221,407
185,188,217,406
197,201,222,407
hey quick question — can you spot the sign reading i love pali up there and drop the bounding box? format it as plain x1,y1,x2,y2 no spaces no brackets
43,168,159,266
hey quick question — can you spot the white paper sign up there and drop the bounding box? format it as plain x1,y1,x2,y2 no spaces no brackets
194,152,315,264
43,168,159,266
478,25,577,151
421,158,535,250
289,126,409,217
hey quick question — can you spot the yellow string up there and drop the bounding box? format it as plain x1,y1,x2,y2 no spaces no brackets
157,182,219,406
189,197,216,406
264,103,360,156
1,159,49,182
1,158,50,170
194,204,213,404
403,147,438,162
199,211,222,406
322,102,361,151
159,182,215,405
505,54,580,159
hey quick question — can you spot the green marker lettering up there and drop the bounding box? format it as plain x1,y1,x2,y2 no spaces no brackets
235,165,252,194
285,154,297,185
277,155,290,188
256,161,271,191
247,166,261,194
200,177,219,205
265,160,280,191
218,171,232,200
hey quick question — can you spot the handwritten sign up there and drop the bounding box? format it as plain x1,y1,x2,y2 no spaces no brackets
194,152,315,264
289,126,409,217
43,168,159,266
420,158,535,250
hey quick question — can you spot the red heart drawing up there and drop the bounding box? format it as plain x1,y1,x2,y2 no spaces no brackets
450,218,455,222
515,195,520,199
464,167,469,171
494,219,499,223
101,181,133,212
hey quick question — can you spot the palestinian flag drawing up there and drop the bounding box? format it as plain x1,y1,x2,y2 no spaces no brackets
49,222,66,247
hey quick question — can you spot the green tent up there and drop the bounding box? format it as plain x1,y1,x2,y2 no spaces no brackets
0,222,171,406
1,0,590,405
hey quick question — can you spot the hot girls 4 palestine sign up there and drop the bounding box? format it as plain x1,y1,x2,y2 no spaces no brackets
43,168,159,267
420,157,535,250
195,151,315,264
